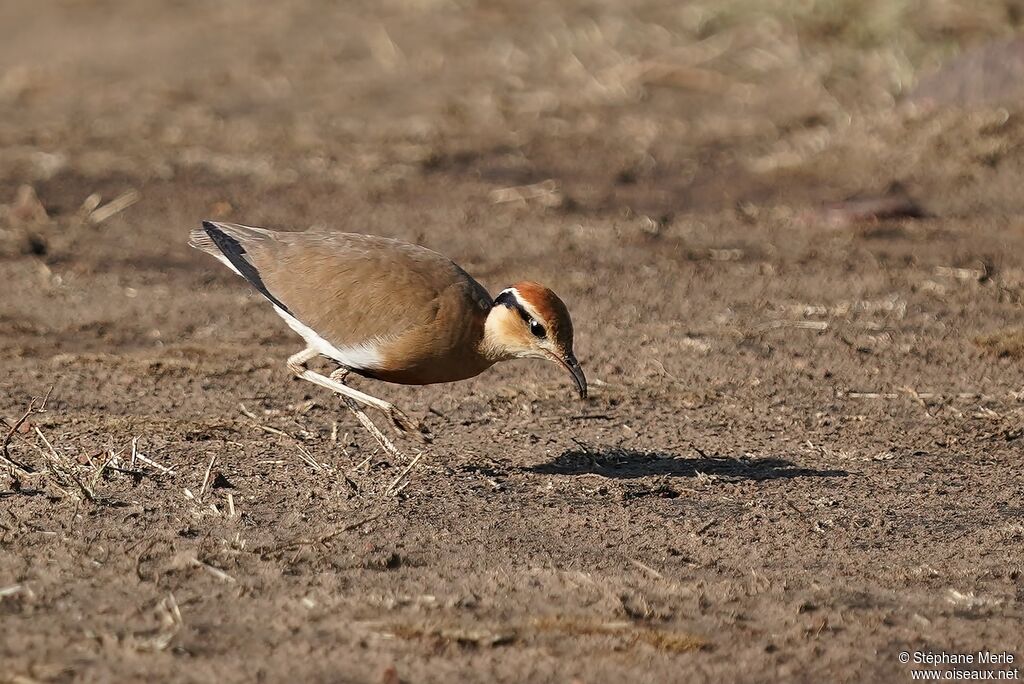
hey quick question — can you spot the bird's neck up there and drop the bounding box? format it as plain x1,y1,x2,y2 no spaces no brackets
479,308,517,362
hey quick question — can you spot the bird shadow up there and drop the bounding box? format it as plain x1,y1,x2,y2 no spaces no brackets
528,448,848,481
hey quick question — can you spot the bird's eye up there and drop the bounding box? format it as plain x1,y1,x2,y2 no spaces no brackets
529,319,546,338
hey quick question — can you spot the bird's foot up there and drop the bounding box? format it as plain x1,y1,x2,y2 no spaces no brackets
386,406,433,443
340,397,408,462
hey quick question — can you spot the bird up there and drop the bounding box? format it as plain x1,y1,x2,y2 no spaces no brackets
188,220,586,459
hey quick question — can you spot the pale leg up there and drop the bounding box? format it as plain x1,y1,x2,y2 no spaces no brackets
286,348,424,460
329,367,407,462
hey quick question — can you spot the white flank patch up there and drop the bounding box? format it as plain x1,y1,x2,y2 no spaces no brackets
272,306,385,371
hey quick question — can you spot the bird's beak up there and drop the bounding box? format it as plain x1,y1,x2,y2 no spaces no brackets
559,353,587,399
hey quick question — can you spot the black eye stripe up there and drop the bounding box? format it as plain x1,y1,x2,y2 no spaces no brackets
494,290,534,324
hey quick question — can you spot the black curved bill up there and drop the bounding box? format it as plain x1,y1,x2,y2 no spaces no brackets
563,354,587,399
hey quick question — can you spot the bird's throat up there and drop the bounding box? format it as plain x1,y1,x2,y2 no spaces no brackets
479,307,519,362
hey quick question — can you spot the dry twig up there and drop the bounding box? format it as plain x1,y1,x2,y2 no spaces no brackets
197,454,217,501
1,399,39,475
384,453,423,497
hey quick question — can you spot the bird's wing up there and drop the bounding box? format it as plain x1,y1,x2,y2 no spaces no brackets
191,221,488,351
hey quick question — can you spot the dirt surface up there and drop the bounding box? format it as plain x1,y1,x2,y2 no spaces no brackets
2,2,1024,682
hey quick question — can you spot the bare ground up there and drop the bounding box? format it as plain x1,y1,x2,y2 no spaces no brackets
2,1,1023,682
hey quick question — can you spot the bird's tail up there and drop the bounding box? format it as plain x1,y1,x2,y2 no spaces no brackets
188,220,276,255
187,220,292,314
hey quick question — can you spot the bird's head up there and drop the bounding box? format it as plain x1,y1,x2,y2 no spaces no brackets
482,281,587,398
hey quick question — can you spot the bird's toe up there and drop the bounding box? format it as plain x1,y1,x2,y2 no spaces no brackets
414,423,434,444
387,406,418,434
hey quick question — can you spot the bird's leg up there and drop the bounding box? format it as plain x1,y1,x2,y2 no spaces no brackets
286,348,429,449
325,370,432,443
326,367,408,461
287,348,406,460
341,396,406,462
286,347,320,374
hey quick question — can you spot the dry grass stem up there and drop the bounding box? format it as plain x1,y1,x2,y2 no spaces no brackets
238,403,259,421
78,192,101,218
197,454,217,501
240,403,328,471
629,558,664,579
294,443,325,471
133,592,184,652
489,179,562,207
756,320,830,333
1,390,52,475
34,426,95,501
1,401,38,475
89,189,140,224
134,452,175,475
0,584,24,598
351,454,373,473
384,452,423,497
190,558,236,583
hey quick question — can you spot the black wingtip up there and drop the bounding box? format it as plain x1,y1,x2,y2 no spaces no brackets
200,221,292,315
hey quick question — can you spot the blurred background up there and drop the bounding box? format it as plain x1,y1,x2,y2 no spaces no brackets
5,0,1024,222
6,0,1024,402
6,0,1024,374
4,2,1024,681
